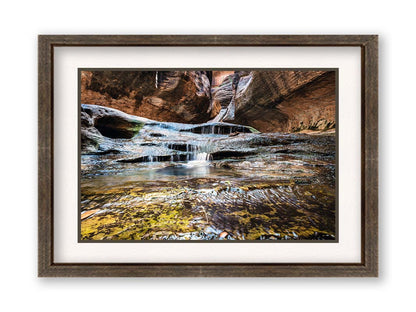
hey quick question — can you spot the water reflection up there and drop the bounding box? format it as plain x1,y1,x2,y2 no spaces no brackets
156,162,211,177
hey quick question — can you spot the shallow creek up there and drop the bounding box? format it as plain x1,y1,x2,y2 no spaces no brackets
81,121,336,241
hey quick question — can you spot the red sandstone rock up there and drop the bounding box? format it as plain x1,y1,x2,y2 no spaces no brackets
233,71,336,132
81,70,211,124
81,70,336,133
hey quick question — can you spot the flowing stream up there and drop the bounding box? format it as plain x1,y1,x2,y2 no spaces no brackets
81,121,336,241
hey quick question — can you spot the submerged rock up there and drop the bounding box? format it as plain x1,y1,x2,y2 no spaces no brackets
79,73,337,241
81,209,99,220
219,231,230,239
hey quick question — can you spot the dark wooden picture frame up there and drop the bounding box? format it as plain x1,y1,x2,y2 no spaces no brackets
38,35,378,277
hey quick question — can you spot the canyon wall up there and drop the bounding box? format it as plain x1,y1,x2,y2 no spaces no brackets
81,70,336,133
234,71,336,132
212,71,235,87
81,70,211,124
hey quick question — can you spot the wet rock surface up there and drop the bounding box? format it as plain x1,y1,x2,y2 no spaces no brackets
81,104,147,153
81,105,336,241
179,122,258,135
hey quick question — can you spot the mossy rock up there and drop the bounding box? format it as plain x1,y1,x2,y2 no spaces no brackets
94,116,144,139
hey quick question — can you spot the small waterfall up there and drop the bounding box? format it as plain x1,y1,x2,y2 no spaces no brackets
185,150,211,168
155,71,158,88
139,142,213,164
195,152,211,161
180,123,254,135
200,125,228,135
186,143,197,161
166,141,212,164
187,143,212,162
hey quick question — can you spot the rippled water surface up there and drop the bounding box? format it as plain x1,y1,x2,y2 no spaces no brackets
81,122,336,241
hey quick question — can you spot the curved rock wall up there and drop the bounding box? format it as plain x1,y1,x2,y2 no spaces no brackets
81,70,211,124
81,70,336,133
233,71,336,132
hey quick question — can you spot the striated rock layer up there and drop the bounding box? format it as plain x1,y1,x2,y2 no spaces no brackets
212,70,336,132
80,104,259,154
81,70,336,133
81,70,211,124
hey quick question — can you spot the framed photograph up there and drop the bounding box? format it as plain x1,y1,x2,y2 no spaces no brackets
38,35,378,277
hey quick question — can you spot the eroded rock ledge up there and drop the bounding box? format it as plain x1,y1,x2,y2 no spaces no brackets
81,70,336,133
80,104,260,154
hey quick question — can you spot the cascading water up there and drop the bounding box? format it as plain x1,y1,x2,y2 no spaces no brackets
155,71,158,88
82,109,336,241
185,143,212,167
139,140,213,165
130,120,254,165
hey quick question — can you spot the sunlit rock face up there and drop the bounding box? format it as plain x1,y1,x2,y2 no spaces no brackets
211,70,336,132
82,70,336,133
81,70,211,124
234,71,336,132
212,71,235,87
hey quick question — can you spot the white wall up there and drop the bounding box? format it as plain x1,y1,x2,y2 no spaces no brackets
0,0,412,311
